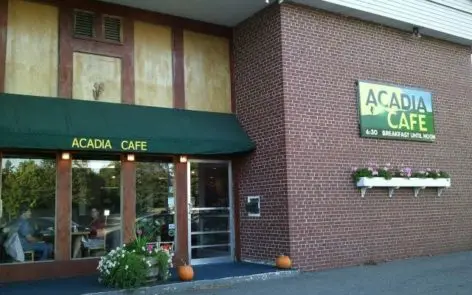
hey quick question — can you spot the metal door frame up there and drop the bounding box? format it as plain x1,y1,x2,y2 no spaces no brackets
186,159,234,265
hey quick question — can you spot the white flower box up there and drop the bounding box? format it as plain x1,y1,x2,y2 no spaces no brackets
356,177,451,198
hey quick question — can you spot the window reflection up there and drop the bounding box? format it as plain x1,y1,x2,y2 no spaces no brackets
71,159,121,259
189,162,231,260
135,162,175,247
190,163,229,208
0,156,56,264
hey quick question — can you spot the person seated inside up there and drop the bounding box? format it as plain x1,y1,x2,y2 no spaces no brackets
82,208,106,253
17,204,53,261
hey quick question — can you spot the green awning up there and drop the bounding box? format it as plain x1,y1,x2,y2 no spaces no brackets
0,93,255,155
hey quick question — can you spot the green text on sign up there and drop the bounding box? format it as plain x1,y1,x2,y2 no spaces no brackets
357,81,436,142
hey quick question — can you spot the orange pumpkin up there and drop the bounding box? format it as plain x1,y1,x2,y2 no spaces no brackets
276,255,292,269
178,264,194,281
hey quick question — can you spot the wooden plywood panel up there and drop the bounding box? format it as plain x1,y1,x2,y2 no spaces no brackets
134,21,173,108
5,0,58,96
72,52,122,103
184,31,231,113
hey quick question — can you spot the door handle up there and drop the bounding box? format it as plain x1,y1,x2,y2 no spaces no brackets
188,202,193,212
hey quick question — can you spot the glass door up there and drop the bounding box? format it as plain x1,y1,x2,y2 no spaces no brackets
187,160,234,265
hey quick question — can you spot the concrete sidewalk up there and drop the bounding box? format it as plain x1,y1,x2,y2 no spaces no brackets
171,251,472,295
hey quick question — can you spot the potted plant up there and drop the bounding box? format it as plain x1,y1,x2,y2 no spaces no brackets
97,229,173,289
125,230,173,282
136,217,162,243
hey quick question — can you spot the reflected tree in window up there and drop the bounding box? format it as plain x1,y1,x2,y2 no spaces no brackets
135,163,173,217
135,162,175,244
98,161,121,214
1,157,56,263
72,160,121,216
72,160,98,209
1,159,56,222
70,159,122,259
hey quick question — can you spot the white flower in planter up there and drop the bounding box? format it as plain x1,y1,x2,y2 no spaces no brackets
352,163,451,198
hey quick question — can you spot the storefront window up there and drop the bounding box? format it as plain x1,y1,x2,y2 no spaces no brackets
71,159,121,259
135,162,175,248
0,155,56,264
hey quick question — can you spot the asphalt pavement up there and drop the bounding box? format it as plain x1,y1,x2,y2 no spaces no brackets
166,251,472,295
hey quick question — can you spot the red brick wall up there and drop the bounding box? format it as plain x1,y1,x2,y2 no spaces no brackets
234,3,472,270
233,5,291,262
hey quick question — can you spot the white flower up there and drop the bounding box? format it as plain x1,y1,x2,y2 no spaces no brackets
125,265,129,270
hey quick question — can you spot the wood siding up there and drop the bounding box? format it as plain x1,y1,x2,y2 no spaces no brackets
0,1,8,93
319,0,472,42
428,0,472,14
72,52,122,103
5,0,58,96
184,31,231,113
134,21,173,108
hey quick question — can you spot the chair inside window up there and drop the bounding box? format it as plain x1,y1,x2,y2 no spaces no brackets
1,228,34,263
81,232,107,257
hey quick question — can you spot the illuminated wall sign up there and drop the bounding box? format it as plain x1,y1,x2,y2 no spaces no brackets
357,80,436,142
71,137,148,151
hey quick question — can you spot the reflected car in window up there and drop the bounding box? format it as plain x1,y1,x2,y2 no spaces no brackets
104,211,175,246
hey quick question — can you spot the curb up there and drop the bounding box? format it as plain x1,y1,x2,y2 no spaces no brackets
82,270,300,295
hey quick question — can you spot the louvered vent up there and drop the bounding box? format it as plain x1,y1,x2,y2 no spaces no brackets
74,10,95,38
104,16,122,42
